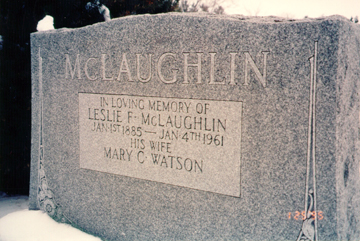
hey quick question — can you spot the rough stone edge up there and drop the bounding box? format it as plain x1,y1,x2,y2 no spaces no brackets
29,35,74,226
30,13,350,36
29,35,40,211
335,19,360,240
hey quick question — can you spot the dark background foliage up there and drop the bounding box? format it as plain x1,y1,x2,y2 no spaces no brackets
0,0,179,195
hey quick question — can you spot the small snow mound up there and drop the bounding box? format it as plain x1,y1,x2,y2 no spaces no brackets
37,15,55,31
0,210,101,241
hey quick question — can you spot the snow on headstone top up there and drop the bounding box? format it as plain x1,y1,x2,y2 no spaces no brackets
36,15,55,31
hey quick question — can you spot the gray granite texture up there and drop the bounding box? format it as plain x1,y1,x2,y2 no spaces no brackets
30,13,360,240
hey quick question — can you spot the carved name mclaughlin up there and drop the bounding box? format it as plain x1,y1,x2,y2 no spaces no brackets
65,51,270,87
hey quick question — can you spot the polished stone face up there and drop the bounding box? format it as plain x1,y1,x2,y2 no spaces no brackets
30,13,360,240
79,93,242,197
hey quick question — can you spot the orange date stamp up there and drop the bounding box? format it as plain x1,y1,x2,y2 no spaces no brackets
288,211,323,220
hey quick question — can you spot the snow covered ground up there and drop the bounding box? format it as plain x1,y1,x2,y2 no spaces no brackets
0,195,101,241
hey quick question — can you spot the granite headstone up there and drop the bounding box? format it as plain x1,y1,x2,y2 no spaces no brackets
30,13,360,240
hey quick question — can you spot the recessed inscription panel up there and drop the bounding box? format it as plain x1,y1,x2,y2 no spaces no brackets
79,93,242,197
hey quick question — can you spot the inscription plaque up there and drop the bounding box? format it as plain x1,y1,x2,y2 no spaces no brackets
79,93,242,197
